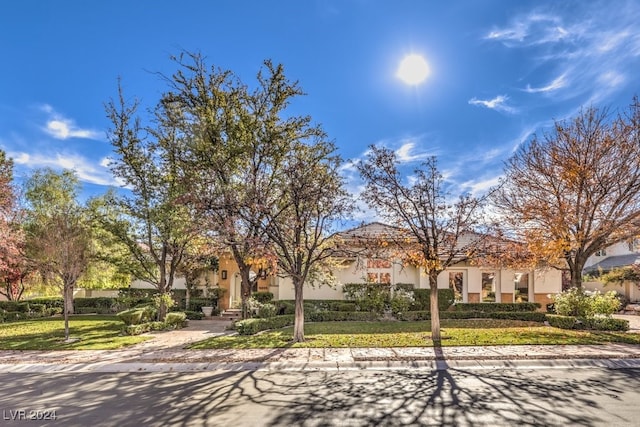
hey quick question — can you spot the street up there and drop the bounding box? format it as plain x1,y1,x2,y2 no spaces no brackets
0,365,638,426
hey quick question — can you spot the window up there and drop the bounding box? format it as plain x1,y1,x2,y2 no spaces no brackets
449,272,464,302
595,249,607,257
366,258,392,284
514,272,529,302
482,272,495,302
367,259,392,269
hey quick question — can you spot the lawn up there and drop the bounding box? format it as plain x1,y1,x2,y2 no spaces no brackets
0,315,149,350
188,319,640,349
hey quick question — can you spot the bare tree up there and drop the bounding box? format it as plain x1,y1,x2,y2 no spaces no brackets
493,100,640,289
358,147,488,343
263,140,354,342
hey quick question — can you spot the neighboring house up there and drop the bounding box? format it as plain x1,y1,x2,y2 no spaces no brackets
131,222,563,310
582,239,640,302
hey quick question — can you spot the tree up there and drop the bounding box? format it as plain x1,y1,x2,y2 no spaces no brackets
263,140,353,342
104,86,199,321
0,150,30,301
24,169,91,341
163,52,306,318
358,147,488,343
493,100,640,289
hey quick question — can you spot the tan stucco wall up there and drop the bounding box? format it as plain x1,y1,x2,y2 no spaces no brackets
533,293,553,310
468,293,480,303
501,293,513,303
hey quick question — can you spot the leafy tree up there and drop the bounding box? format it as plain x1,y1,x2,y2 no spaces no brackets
493,100,640,289
0,150,31,301
162,52,304,318
358,148,488,343
104,86,200,320
24,169,91,341
263,140,353,342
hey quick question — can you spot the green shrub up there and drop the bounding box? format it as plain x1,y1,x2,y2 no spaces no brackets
277,301,295,315
4,311,30,321
48,307,63,316
343,283,391,314
117,306,155,326
553,288,620,317
252,292,274,304
0,301,29,312
187,298,215,312
410,289,455,311
546,314,578,329
397,310,430,321
257,303,277,319
27,297,64,309
29,304,47,316
74,297,118,312
165,312,188,328
124,323,151,335
582,317,629,331
184,310,204,320
235,315,296,335
390,288,415,316
451,302,541,313
76,307,98,314
336,302,357,312
395,283,415,292
306,311,379,322
488,311,547,322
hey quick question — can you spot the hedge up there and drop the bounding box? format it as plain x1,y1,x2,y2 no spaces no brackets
184,310,205,320
252,292,274,304
451,302,541,313
397,310,547,322
546,314,629,331
0,301,30,313
235,315,295,335
306,311,379,322
117,306,156,325
411,289,455,312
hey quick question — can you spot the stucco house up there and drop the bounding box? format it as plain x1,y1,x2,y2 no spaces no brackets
132,222,563,310
583,239,640,302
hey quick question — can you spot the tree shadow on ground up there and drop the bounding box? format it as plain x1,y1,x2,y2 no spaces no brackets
0,363,637,426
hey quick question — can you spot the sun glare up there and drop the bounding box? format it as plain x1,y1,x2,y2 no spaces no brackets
397,54,430,85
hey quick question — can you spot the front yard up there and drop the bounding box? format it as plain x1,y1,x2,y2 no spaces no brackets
0,315,150,350
188,319,640,349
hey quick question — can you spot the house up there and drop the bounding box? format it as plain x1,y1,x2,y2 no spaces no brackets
131,222,563,310
582,239,640,302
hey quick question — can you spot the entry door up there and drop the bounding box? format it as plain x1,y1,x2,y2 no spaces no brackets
230,275,242,308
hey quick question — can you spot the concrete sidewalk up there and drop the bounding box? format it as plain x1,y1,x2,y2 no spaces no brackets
1,318,639,373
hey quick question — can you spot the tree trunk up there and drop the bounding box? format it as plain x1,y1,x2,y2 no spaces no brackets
63,282,74,342
239,268,252,319
185,282,191,311
429,272,441,344
570,259,585,289
293,279,305,343
64,284,74,316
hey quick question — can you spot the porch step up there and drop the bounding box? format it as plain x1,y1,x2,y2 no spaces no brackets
221,309,242,321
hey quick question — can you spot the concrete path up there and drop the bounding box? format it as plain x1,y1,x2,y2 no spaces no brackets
0,316,639,373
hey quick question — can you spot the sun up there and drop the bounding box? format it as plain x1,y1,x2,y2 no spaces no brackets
396,54,430,85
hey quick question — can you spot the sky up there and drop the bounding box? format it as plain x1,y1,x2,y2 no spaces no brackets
1,0,640,220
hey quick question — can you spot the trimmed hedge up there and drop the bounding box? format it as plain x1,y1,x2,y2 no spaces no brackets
74,297,118,313
252,292,274,304
117,306,156,325
411,288,455,312
184,310,204,320
547,314,629,331
306,311,379,322
0,301,30,313
235,315,295,335
397,310,547,322
165,312,188,328
451,302,541,313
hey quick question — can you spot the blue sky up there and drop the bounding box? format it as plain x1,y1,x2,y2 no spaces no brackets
2,0,640,218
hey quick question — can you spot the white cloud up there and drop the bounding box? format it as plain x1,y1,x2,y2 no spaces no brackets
394,141,432,163
523,73,567,93
40,105,101,140
10,151,119,187
468,95,516,114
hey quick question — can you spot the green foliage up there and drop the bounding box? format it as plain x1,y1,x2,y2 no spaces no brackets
599,267,640,285
152,293,176,312
165,312,187,328
546,314,629,331
0,301,30,313
306,311,379,322
73,297,118,314
397,310,547,322
117,306,155,326
252,292,274,303
553,288,620,317
186,297,216,312
410,288,454,311
184,310,204,320
336,302,357,312
451,302,541,312
235,315,295,335
343,283,391,314
389,288,415,316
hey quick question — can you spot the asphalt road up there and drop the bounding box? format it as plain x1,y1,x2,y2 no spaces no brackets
0,366,638,427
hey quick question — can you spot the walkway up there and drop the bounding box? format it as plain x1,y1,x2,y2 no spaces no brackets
0,316,639,373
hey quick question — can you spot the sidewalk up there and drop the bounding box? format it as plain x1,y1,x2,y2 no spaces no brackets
0,317,639,373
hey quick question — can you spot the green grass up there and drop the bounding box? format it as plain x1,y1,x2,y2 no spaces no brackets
188,319,640,349
0,315,149,350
